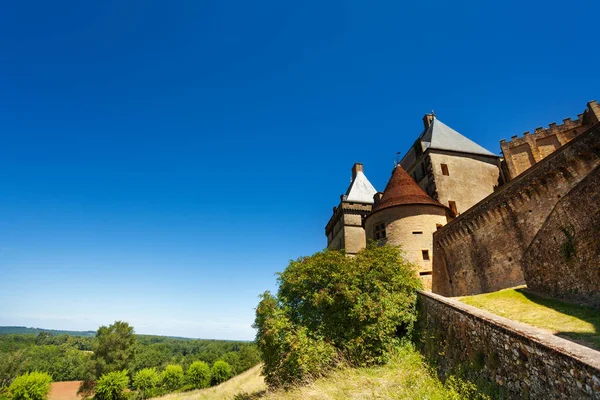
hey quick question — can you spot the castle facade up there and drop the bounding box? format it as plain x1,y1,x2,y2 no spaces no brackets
325,100,600,299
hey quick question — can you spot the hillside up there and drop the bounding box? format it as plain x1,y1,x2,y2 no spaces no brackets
157,346,486,400
155,365,266,400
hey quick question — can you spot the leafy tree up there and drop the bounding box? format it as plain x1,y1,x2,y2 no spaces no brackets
210,361,232,385
94,370,129,400
132,368,159,399
160,365,183,392
92,322,136,378
8,372,52,400
254,244,422,388
185,361,211,389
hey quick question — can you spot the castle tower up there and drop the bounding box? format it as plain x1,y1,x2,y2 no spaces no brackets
325,163,377,255
364,165,451,289
400,115,503,215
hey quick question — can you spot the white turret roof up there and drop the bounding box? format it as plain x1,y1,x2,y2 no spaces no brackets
421,118,496,156
343,170,377,203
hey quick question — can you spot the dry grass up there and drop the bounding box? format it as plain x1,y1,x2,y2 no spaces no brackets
169,346,484,400
154,365,266,400
460,287,600,350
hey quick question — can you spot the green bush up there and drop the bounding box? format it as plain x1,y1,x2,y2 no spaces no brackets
160,365,183,392
8,372,52,400
132,368,159,399
94,370,129,400
254,244,422,388
186,361,211,389
210,361,232,386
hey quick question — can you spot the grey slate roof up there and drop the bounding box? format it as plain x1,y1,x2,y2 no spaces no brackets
420,118,497,157
343,171,377,203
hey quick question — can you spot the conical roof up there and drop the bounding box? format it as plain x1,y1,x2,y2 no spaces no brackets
371,165,446,213
344,170,377,203
421,118,496,156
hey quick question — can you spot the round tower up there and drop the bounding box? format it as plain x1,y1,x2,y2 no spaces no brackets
364,165,451,289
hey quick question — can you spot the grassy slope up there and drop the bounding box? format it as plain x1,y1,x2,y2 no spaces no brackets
155,365,266,400
460,287,600,350
159,346,483,400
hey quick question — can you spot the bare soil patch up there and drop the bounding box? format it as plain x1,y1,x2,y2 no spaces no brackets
49,381,83,400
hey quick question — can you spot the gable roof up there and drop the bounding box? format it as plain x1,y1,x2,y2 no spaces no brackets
344,170,377,203
371,165,446,213
420,118,497,157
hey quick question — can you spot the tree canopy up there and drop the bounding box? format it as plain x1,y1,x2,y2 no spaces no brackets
254,244,422,388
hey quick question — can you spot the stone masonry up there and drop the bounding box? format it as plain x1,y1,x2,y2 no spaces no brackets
416,291,600,399
432,122,600,297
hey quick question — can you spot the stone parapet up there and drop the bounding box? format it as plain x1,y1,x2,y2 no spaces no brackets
416,291,600,399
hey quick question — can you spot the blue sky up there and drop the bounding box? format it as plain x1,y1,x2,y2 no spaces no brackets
0,1,598,340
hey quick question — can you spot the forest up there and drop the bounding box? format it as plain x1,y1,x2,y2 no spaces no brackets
0,324,260,389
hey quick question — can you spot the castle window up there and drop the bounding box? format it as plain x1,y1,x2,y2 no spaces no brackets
441,164,449,176
412,231,423,235
374,222,386,240
422,250,430,261
448,200,458,215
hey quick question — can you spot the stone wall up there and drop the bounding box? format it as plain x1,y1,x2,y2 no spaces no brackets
416,291,600,399
432,122,600,297
365,204,447,289
326,201,372,255
522,165,600,304
500,100,599,180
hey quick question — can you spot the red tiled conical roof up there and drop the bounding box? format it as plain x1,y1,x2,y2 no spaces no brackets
371,165,446,213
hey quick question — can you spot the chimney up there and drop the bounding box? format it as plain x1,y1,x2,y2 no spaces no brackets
373,192,384,204
352,163,364,180
422,113,435,130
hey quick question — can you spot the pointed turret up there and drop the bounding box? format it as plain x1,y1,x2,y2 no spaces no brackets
372,165,446,214
325,163,378,255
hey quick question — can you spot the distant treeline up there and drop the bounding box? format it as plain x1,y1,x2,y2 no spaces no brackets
0,326,95,337
0,329,259,387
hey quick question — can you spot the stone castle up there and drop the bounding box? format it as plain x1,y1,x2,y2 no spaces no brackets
325,100,600,302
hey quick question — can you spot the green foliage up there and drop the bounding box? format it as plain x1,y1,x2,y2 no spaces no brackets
210,361,232,386
132,368,159,399
560,226,576,260
0,325,260,387
8,372,52,400
254,244,422,388
160,365,183,392
94,370,129,400
186,361,211,389
93,322,136,379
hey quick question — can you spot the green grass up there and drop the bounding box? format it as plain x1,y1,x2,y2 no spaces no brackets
167,345,491,400
460,287,600,350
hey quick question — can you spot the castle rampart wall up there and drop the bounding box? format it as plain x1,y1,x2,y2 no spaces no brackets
522,164,600,303
416,291,600,399
432,122,600,297
500,100,599,180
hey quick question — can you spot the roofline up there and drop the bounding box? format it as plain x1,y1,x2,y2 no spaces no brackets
366,200,451,221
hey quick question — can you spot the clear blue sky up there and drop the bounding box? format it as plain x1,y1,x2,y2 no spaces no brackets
0,1,598,340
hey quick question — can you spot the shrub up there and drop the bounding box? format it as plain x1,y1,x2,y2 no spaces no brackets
186,361,211,389
94,370,129,400
160,365,183,392
210,361,232,386
132,368,159,399
254,244,422,388
8,372,52,400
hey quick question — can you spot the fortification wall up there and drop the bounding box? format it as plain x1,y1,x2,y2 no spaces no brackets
500,100,599,180
432,123,600,297
416,291,600,399
522,165,600,303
